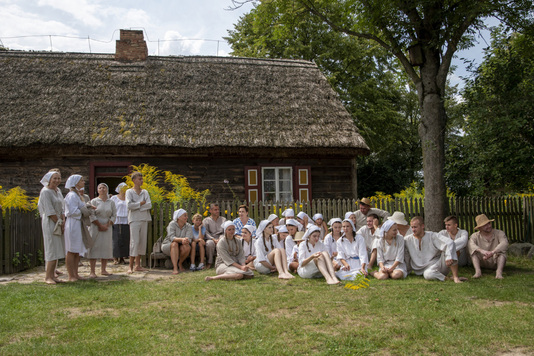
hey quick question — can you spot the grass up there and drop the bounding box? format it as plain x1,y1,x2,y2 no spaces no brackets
1,257,533,355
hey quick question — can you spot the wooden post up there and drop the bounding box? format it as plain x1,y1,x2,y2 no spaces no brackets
350,157,358,200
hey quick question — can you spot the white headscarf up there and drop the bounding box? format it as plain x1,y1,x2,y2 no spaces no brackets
378,219,396,238
97,183,109,192
242,224,256,235
255,220,271,239
282,208,294,217
302,225,321,241
312,213,323,221
327,218,342,226
342,218,356,233
222,220,235,233
115,182,128,193
276,225,288,233
267,214,279,223
344,212,355,220
173,209,187,221
40,171,59,187
297,211,309,220
65,175,82,189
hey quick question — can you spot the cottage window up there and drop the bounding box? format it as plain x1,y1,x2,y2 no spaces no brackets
244,165,311,202
262,167,293,202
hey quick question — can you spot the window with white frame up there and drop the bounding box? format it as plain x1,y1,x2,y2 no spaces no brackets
262,167,293,202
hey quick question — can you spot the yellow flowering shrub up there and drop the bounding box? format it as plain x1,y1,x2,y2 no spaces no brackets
165,171,211,208
0,186,37,211
124,163,167,205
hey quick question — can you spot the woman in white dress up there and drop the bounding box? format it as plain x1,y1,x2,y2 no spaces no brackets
111,182,130,264
37,171,65,284
64,174,91,282
373,219,407,279
88,183,116,278
282,219,300,273
241,224,256,270
254,220,294,279
297,226,340,284
335,219,368,281
323,218,343,271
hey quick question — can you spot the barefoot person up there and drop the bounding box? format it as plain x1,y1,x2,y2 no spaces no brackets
254,220,295,279
202,203,225,269
162,209,193,274
88,183,116,278
357,213,381,269
38,171,66,284
241,224,256,270
468,214,508,279
323,218,343,271
205,221,254,281
126,172,152,274
373,220,407,280
335,219,368,281
439,215,469,267
297,226,340,284
111,183,130,265
353,198,390,230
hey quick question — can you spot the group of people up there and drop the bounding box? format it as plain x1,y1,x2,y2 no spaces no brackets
38,169,509,285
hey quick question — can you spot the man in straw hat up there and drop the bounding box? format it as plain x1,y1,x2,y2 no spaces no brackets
468,214,508,279
354,197,390,231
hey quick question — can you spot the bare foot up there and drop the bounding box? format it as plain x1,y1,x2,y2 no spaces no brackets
495,274,503,279
206,264,212,269
53,278,65,284
459,277,468,281
76,275,86,280
88,273,97,279
45,278,57,285
453,277,463,284
172,270,179,275
127,269,134,274
101,271,112,276
327,279,339,285
68,278,78,282
472,272,482,279
205,276,212,281
55,270,64,275
134,267,148,272
279,273,294,279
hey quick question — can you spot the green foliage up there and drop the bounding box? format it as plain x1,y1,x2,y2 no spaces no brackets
165,171,211,208
11,252,20,267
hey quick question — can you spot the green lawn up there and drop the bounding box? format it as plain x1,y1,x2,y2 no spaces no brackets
1,257,533,355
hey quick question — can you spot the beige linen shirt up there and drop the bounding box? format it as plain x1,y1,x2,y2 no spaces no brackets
468,229,508,256
215,236,246,269
354,208,390,230
203,216,226,241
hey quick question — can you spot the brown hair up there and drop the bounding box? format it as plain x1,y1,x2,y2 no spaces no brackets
131,171,142,180
192,213,203,222
238,204,249,212
444,215,458,225
411,216,424,225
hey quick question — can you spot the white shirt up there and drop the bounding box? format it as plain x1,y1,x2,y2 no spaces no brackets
438,229,468,251
254,235,282,263
336,233,368,268
357,225,381,252
126,188,152,223
376,235,405,265
241,237,256,257
404,232,456,273
298,240,326,265
110,195,128,224
323,233,341,257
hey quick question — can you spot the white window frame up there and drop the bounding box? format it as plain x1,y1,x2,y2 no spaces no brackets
261,166,293,202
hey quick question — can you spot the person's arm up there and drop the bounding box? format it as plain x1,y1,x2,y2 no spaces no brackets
433,232,457,266
140,190,152,211
492,231,509,254
454,229,469,251
357,235,369,276
202,219,214,240
109,200,116,227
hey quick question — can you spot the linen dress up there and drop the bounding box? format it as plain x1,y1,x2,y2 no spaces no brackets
38,187,65,261
323,233,340,259
254,235,283,274
297,240,327,279
87,197,116,259
110,195,130,258
335,234,368,281
214,236,254,276
376,235,408,278
64,191,87,254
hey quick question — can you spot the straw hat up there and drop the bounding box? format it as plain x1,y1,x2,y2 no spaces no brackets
387,212,408,226
359,198,373,207
475,214,494,230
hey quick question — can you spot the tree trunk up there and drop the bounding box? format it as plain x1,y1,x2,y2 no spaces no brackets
417,52,448,232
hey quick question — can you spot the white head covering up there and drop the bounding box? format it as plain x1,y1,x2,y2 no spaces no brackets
65,174,82,189
388,211,408,226
276,225,288,233
242,224,256,234
342,218,356,233
302,225,321,241
40,171,59,187
281,208,294,217
327,218,342,226
379,219,396,238
222,221,235,233
267,214,279,223
173,209,187,221
312,213,323,221
97,183,109,192
115,182,128,193
285,219,298,227
297,211,309,220
255,220,271,238
344,212,355,220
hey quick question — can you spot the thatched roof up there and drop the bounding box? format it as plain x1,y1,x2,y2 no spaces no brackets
0,51,369,155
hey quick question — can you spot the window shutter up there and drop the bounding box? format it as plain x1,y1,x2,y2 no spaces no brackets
244,166,261,203
294,166,311,202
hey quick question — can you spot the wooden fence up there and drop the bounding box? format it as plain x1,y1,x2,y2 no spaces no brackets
1,196,533,274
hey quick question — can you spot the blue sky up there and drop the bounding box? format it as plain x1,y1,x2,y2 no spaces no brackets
0,0,494,86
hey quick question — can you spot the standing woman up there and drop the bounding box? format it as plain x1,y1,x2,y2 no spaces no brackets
335,219,368,281
38,171,66,284
64,174,91,282
126,172,152,274
373,220,407,280
254,220,294,279
111,182,130,264
205,221,254,281
298,226,340,284
87,183,116,278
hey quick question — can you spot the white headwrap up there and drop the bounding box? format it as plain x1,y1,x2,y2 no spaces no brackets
378,219,396,238
282,208,294,217
302,225,321,241
312,213,323,221
285,219,298,227
173,209,187,221
222,221,236,235
267,214,279,223
344,212,355,220
65,175,82,189
255,220,271,238
342,218,356,233
115,182,128,193
297,211,309,220
276,225,288,233
40,171,59,187
97,183,109,192
242,224,256,234
327,218,342,226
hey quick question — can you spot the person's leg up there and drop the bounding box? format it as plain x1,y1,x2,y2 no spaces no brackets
273,249,294,279
374,270,389,280
320,251,339,283
289,261,299,273
101,259,111,275
170,241,180,274
128,222,140,274
449,264,464,283
205,240,215,268
75,254,84,279
471,253,483,278
89,259,97,278
134,222,148,271
66,251,78,282
390,269,404,279
189,241,197,270
205,273,244,281
45,260,57,284
368,249,377,269
315,255,337,284
199,240,206,266
495,254,506,279
179,244,191,272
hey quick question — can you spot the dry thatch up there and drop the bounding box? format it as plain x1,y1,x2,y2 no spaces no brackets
0,51,369,155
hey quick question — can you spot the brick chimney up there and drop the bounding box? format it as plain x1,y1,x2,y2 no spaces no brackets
115,29,148,62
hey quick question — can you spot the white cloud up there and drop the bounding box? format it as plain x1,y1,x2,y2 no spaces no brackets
37,0,103,27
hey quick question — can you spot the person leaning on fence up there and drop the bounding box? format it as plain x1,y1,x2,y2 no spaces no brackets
38,171,66,284
373,220,407,280
191,213,207,271
202,203,225,269
110,182,130,265
468,214,509,279
205,221,254,282
335,219,369,281
297,226,340,285
126,171,152,274
439,215,469,267
162,209,193,274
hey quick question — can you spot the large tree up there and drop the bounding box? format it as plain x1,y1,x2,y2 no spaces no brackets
231,0,533,230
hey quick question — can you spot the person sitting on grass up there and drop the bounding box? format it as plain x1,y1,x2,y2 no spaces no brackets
254,220,294,279
335,219,369,281
282,219,301,273
267,214,280,228
312,213,328,241
404,216,463,283
161,209,192,274
357,213,381,270
205,221,254,282
297,226,340,285
241,224,256,270
468,214,509,279
439,215,469,267
373,220,407,280
324,218,343,271
191,213,207,271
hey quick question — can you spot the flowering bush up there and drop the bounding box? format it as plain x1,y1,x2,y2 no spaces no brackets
0,186,37,211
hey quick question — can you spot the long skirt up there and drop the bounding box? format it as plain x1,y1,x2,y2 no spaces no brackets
112,224,130,258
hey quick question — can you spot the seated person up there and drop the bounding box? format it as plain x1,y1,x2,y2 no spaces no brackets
233,204,256,237
404,216,463,283
191,213,207,271
388,211,412,237
267,214,280,227
373,220,407,280
279,208,295,226
297,226,340,284
324,218,343,271
354,198,390,230
205,221,254,281
161,209,193,274
312,213,328,241
468,214,508,279
335,219,368,281
241,224,256,270
357,213,381,269
439,215,469,267
202,203,225,269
